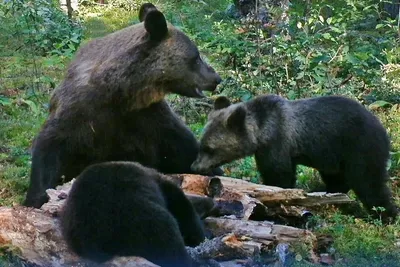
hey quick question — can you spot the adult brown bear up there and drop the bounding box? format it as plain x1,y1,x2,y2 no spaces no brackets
24,3,223,208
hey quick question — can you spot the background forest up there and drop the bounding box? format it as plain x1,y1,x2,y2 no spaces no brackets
1,0,400,266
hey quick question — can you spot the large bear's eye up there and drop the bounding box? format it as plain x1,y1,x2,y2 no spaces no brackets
189,54,201,69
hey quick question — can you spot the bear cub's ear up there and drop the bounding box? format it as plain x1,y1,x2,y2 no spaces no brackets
227,106,246,132
214,96,231,110
139,3,168,41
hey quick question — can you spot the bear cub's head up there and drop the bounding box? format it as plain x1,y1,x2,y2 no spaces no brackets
138,3,221,98
191,96,258,173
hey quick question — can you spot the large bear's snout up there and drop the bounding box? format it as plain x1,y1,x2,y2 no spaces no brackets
200,63,222,92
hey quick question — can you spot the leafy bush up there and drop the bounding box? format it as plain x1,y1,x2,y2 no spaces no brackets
78,0,144,11
0,0,83,57
173,0,399,102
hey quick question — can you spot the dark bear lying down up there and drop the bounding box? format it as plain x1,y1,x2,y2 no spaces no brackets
192,94,399,220
61,161,208,267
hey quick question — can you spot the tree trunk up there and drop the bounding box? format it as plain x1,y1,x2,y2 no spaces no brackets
65,0,73,19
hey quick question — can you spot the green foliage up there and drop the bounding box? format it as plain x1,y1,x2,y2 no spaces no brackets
305,212,400,266
296,165,325,191
0,0,83,57
78,0,144,11
168,0,399,102
77,2,139,38
223,157,260,183
0,97,47,206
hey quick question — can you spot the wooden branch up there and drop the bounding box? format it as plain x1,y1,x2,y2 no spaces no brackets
204,217,315,245
187,233,257,262
215,175,353,206
292,192,356,207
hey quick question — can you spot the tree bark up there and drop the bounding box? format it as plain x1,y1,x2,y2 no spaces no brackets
65,0,73,19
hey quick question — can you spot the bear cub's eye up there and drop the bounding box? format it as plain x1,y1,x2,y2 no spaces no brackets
202,145,214,155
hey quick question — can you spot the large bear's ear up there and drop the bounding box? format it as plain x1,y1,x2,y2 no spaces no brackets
226,106,246,132
141,4,168,41
214,96,231,110
138,3,157,22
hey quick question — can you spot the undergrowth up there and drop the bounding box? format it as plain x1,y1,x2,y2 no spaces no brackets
1,0,400,266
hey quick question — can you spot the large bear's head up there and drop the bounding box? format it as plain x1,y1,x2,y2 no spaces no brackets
57,3,223,112
136,3,222,98
66,3,221,110
191,96,258,173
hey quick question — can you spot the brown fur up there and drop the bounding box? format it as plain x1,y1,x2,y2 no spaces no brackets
49,22,220,115
24,3,223,208
60,161,206,266
193,95,399,220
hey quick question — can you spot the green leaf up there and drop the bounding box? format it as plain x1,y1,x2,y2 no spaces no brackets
297,21,302,29
0,96,12,106
322,33,332,40
296,72,305,79
369,100,392,110
346,54,359,64
221,47,232,53
241,93,252,101
287,90,297,100
311,54,330,64
330,26,342,33
21,99,40,114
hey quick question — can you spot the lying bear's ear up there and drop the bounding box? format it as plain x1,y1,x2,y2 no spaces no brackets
138,3,158,22
214,96,231,110
227,106,246,132
142,5,168,41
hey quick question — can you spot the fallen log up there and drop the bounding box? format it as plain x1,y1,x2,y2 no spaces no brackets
0,206,158,267
0,173,352,266
0,206,285,267
215,175,354,207
181,174,354,219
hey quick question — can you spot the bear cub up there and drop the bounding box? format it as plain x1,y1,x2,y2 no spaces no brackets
61,161,207,267
191,94,398,219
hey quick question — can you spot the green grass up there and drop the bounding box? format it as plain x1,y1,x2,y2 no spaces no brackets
80,7,138,38
0,0,400,266
0,101,46,206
